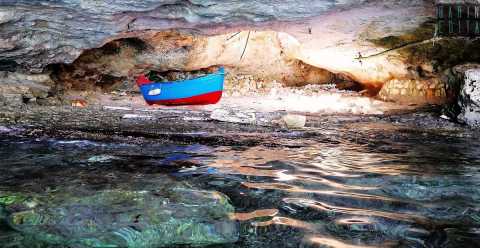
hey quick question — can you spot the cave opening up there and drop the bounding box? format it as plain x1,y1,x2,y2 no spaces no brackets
39,30,383,115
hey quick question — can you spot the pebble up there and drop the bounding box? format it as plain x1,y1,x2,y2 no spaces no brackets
282,114,306,129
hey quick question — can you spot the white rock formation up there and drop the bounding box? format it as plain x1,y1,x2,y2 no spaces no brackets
458,69,480,127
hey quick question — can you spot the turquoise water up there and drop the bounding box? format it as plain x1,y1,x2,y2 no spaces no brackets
1,120,480,247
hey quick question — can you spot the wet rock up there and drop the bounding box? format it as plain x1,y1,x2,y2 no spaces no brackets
0,206,6,222
210,108,257,125
0,230,25,248
326,216,429,244
210,108,283,126
383,176,480,202
457,69,480,127
0,182,238,248
87,155,119,163
443,228,480,247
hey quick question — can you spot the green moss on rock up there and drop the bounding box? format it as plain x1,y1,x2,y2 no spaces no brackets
370,19,480,74
1,184,238,248
371,20,437,49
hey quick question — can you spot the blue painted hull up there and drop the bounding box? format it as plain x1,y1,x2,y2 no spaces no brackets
137,67,225,106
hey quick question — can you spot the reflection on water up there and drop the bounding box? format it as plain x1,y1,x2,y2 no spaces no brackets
1,122,480,247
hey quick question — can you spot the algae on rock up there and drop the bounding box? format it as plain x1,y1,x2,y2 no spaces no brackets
0,182,238,248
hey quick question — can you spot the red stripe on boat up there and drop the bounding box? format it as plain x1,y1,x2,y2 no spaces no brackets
136,75,152,86
146,91,223,106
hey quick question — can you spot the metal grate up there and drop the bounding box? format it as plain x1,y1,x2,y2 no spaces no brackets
436,2,480,36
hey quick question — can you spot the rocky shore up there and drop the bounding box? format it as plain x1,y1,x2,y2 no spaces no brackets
0,100,470,145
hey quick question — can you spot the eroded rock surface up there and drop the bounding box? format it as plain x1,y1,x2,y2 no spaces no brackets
0,72,54,106
458,69,480,127
378,78,446,104
0,0,365,73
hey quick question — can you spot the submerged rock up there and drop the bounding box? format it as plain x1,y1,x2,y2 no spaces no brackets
0,206,6,222
87,154,120,163
0,230,25,248
0,182,238,248
0,126,12,134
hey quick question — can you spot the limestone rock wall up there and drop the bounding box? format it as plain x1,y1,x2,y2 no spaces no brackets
0,72,54,106
1,0,479,105
0,0,365,73
49,31,335,92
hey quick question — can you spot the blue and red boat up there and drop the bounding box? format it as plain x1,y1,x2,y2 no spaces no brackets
136,67,225,106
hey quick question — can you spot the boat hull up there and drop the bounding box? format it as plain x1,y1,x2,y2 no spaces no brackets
137,68,225,106
145,91,222,105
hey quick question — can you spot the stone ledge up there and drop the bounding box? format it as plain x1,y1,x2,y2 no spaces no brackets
378,78,447,104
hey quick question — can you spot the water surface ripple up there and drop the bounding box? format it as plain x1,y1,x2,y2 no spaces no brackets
1,122,480,247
